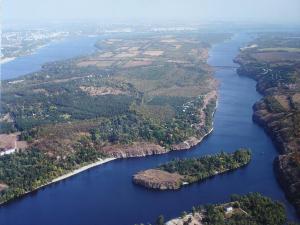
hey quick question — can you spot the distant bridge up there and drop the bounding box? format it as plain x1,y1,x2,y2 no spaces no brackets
213,65,239,69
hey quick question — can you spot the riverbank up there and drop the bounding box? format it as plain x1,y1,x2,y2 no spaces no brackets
51,157,116,183
234,37,300,216
0,57,16,64
30,157,116,193
0,157,116,206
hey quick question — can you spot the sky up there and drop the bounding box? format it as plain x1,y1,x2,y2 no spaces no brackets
3,0,300,25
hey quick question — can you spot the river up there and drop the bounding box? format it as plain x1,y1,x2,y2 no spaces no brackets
1,36,99,80
0,33,298,225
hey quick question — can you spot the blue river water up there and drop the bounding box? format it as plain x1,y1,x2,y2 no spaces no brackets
1,36,99,80
0,33,299,225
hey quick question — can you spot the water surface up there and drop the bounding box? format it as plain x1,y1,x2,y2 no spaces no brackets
1,36,99,80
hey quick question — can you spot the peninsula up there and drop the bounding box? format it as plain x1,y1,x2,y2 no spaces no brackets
160,193,287,225
133,149,251,190
0,33,229,204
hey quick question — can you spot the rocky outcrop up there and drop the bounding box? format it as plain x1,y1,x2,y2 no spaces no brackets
101,142,168,158
166,212,204,225
171,136,201,151
275,154,300,216
132,169,183,190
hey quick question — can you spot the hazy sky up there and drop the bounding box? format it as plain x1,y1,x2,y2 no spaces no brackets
3,0,300,25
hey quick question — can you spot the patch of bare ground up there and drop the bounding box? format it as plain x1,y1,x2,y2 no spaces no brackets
123,60,152,68
166,212,204,225
251,52,300,62
198,90,218,127
143,50,164,56
79,86,128,96
160,39,178,43
0,133,27,150
115,51,139,58
292,93,300,104
98,52,114,58
0,113,13,123
101,142,168,158
133,169,183,190
32,88,49,95
149,84,215,97
274,95,291,110
0,183,8,192
77,60,114,68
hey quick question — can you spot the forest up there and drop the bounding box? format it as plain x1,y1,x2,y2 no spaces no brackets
0,140,106,203
159,149,251,183
202,193,287,225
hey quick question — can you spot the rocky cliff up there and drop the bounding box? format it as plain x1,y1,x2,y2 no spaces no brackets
235,43,300,216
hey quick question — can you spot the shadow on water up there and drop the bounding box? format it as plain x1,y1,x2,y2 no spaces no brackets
0,33,299,225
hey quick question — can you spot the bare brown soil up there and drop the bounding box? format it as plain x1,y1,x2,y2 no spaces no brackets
133,169,183,190
79,86,127,96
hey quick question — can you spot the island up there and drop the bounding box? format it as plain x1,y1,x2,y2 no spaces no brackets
235,33,300,216
148,193,288,225
133,149,251,190
0,33,230,204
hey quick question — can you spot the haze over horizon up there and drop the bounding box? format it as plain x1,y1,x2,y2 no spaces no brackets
3,0,300,26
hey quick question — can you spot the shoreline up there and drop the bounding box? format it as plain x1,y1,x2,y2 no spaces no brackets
36,157,116,191
0,57,16,64
51,157,116,183
0,157,116,206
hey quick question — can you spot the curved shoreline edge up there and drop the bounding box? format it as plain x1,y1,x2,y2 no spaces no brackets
0,106,216,206
0,158,116,206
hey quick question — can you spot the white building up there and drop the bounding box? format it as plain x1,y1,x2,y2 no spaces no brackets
225,206,233,213
0,148,16,156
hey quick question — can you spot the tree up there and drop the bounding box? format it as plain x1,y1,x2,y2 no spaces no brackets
156,215,164,225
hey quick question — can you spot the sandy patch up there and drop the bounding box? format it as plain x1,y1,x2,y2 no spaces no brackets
98,52,114,58
166,212,204,225
77,60,114,68
115,51,139,58
0,133,27,150
133,169,183,190
143,50,164,57
80,86,127,96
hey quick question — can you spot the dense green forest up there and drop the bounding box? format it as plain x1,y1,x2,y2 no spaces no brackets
90,96,215,148
0,141,106,204
159,149,251,183
202,193,287,225
142,193,289,225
